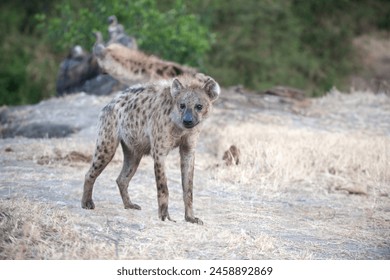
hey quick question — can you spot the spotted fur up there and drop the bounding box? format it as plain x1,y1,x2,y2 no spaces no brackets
81,73,220,224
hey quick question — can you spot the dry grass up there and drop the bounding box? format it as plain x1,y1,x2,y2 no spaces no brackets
0,90,389,259
0,198,118,259
0,196,284,259
211,123,389,193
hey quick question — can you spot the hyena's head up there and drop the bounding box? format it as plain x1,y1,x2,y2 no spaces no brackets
170,75,220,130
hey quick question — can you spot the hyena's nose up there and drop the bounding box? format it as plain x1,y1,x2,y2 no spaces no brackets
183,110,194,128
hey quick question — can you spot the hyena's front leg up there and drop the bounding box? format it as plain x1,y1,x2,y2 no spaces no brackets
153,155,175,222
180,145,203,225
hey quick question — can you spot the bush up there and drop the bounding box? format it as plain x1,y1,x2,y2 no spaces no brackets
36,0,213,67
190,0,390,95
198,0,355,94
0,3,57,105
2,0,390,105
0,38,56,105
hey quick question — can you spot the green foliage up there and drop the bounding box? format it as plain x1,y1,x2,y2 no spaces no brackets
0,37,56,105
291,0,357,94
199,0,354,94
36,0,213,66
191,0,390,94
204,0,311,91
1,0,390,106
0,3,57,105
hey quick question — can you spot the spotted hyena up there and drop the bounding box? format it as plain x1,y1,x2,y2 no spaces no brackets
81,74,220,224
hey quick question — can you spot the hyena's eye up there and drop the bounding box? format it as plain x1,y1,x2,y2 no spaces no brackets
195,104,203,111
179,103,186,110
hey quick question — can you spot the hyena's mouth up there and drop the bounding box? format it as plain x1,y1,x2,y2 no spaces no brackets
183,121,199,129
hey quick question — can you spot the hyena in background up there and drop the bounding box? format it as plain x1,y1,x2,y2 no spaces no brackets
81,73,220,224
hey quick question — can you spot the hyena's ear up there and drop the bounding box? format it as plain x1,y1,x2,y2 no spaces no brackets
203,78,220,102
171,78,184,99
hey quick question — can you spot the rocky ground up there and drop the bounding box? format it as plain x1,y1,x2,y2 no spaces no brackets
0,86,389,259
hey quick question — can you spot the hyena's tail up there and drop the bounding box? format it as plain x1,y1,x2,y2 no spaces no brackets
88,103,119,177
95,102,120,156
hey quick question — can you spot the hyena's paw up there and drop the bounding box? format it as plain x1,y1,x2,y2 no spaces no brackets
186,216,204,225
81,199,95,209
124,203,141,210
159,207,176,222
161,214,176,223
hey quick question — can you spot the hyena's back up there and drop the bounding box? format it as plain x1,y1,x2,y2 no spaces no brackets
95,83,172,154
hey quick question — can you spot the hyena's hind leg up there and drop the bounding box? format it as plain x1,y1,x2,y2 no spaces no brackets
82,112,119,209
116,140,143,210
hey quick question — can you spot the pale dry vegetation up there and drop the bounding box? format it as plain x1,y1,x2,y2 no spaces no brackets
0,89,389,259
213,123,389,194
0,198,118,259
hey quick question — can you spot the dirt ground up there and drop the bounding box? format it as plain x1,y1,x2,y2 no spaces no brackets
0,86,389,259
